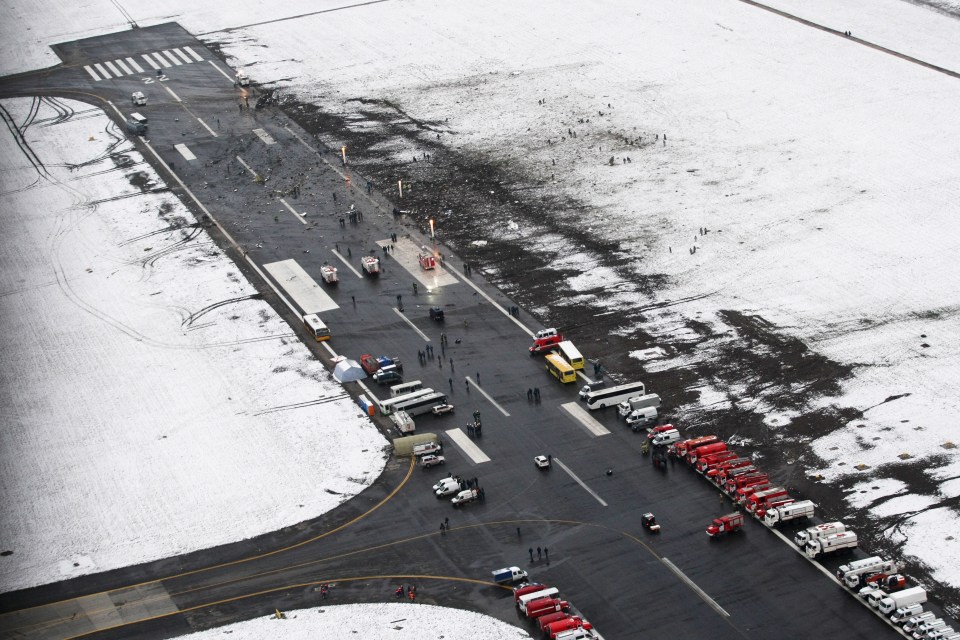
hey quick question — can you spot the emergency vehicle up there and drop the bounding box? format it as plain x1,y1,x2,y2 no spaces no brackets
320,265,338,284
418,252,437,270
706,512,744,537
361,255,380,276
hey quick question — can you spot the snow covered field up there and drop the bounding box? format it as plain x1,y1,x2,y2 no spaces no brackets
0,97,387,593
3,0,960,610
183,603,529,640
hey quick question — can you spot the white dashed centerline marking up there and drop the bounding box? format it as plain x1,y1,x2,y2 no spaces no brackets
83,65,101,81
465,377,509,417
125,57,144,73
252,128,277,145
553,457,607,507
445,428,491,464
174,144,197,161
196,118,217,137
163,86,182,102
141,54,160,70
662,558,730,618
392,308,430,342
235,155,257,177
332,249,363,279
560,402,610,437
278,198,308,225
208,60,234,82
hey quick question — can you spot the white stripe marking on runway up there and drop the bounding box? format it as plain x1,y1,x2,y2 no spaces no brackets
392,308,430,342
196,118,217,137
662,558,730,617
141,54,160,70
208,60,234,82
332,249,363,279
93,63,111,79
103,60,121,77
172,48,193,64
126,57,144,73
560,402,610,436
114,59,132,75
163,85,182,102
553,457,607,507
465,377,509,417
161,50,183,66
278,198,308,225
235,155,257,177
445,428,491,464
150,52,171,68
83,65,101,81
183,46,204,62
252,128,277,145
174,144,197,161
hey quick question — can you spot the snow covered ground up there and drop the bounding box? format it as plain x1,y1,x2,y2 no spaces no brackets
0,97,387,593
183,603,529,640
4,0,960,608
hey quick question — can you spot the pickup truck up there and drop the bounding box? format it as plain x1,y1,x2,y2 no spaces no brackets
420,454,445,469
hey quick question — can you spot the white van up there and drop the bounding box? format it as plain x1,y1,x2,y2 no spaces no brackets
131,91,147,106
413,442,441,457
626,407,658,430
651,429,682,446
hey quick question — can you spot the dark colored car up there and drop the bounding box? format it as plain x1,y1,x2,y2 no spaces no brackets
429,306,444,321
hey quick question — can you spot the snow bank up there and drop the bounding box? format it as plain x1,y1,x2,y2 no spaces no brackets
0,97,387,593
184,603,530,640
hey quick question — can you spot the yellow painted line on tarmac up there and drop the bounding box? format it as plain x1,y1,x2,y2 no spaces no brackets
1,456,416,627
65,575,509,640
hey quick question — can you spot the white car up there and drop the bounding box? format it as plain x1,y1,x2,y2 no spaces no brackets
432,403,455,416
420,454,445,469
433,477,460,497
534,455,551,469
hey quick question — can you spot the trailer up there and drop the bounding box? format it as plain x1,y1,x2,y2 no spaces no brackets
361,255,380,276
763,500,815,526
805,531,858,558
707,512,744,537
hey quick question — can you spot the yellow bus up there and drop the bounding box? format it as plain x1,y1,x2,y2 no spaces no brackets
557,340,584,370
545,353,576,384
303,314,331,341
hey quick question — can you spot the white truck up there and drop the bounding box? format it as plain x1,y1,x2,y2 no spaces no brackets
320,265,338,284
451,488,480,507
902,613,937,633
878,586,926,616
617,393,661,418
891,604,925,624
236,70,250,86
763,500,815,526
390,410,415,434
838,556,899,589
805,531,858,558
361,255,380,276
794,521,845,547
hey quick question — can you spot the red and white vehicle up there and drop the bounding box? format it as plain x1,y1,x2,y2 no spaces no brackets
745,487,789,513
320,264,338,284
418,252,437,270
754,497,794,519
696,450,738,473
735,482,771,504
726,472,768,494
647,424,677,440
707,512,744,537
686,441,727,465
538,612,570,632
673,435,718,458
359,354,379,374
545,617,592,639
706,458,752,482
715,463,757,487
361,255,380,276
526,599,570,619
530,333,564,354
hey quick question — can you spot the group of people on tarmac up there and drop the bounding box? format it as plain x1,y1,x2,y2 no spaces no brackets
395,585,416,601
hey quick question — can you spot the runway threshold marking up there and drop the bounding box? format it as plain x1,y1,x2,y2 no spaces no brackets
83,65,100,81
163,85,182,102
465,376,509,417
183,46,204,62
278,198,308,224
253,127,277,145
445,428,491,464
262,259,339,313
393,307,430,342
375,237,458,289
140,54,160,70
661,558,730,618
560,402,610,436
208,60,235,82
125,57,144,73
332,249,363,278
553,457,607,507
174,144,197,161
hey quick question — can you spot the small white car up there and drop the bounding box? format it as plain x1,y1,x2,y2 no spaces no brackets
433,477,460,497
420,454,445,469
432,403,455,416
131,91,146,106
534,455,551,469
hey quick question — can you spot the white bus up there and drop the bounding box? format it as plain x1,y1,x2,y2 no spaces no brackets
557,340,584,370
303,314,331,341
381,388,435,415
584,381,646,410
390,380,424,397
395,391,448,416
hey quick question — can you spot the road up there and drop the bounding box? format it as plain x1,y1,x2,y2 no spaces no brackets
0,22,919,640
